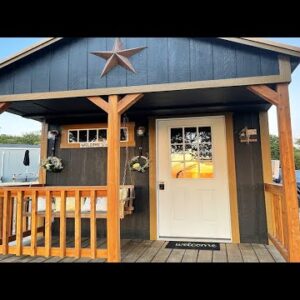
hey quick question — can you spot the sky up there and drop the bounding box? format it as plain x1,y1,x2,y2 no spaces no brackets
0,37,299,140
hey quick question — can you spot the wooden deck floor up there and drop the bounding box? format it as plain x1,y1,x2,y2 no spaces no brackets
0,238,286,263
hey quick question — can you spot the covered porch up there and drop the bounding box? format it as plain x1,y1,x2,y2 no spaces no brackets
0,82,299,262
0,238,285,263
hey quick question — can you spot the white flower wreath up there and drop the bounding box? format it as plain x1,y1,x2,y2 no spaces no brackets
129,155,149,173
41,156,63,173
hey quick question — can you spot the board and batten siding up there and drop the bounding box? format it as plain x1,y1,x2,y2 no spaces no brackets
0,38,280,95
233,111,268,244
47,120,150,240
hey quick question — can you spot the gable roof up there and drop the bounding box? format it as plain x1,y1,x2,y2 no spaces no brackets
0,37,299,71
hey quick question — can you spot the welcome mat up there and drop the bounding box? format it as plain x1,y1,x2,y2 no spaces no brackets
165,241,220,250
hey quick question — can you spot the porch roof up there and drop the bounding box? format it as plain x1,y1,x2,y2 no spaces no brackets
6,86,271,123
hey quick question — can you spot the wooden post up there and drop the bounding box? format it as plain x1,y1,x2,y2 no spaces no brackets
87,93,143,262
107,95,121,262
276,83,300,262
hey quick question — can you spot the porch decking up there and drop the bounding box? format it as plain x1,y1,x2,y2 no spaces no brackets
0,238,285,263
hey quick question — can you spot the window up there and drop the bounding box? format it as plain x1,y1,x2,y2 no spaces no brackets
60,122,135,148
170,126,213,179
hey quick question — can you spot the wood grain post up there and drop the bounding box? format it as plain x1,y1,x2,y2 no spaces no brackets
2,191,10,254
45,191,52,257
107,95,121,262
30,191,38,256
90,190,97,259
276,83,300,262
60,190,66,257
16,191,24,256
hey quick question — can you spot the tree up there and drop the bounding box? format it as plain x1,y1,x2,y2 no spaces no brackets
270,134,280,160
0,131,41,145
270,134,300,170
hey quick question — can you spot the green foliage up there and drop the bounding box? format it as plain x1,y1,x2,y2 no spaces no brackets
270,134,280,160
270,134,300,170
295,149,300,170
0,132,41,145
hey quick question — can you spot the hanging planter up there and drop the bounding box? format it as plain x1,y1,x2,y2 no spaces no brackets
41,156,63,173
129,155,149,173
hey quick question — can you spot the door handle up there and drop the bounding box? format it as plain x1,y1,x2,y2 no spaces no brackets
159,182,165,190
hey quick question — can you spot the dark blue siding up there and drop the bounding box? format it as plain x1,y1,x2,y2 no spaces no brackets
126,37,148,86
168,38,190,82
190,38,213,81
49,40,69,91
0,38,281,95
87,38,107,89
13,60,32,94
68,38,88,90
147,38,169,84
213,39,237,79
31,50,51,93
236,45,261,77
0,69,14,95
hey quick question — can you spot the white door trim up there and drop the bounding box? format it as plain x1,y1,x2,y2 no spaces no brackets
155,115,232,242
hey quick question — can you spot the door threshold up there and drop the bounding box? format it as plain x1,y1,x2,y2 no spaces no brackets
158,236,232,243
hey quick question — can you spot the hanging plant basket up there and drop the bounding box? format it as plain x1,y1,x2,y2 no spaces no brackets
129,155,149,173
41,156,63,173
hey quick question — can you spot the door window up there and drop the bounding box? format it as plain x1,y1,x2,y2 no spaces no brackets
170,126,213,178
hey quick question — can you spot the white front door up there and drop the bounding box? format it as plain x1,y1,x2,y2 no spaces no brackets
157,116,232,242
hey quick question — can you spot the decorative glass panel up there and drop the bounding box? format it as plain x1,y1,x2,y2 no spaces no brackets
98,129,107,142
68,131,78,143
184,127,197,144
120,128,128,141
170,126,214,179
171,162,185,178
198,127,212,160
88,130,97,142
184,162,199,178
171,145,184,161
184,144,198,161
171,128,183,144
199,161,213,178
79,130,88,142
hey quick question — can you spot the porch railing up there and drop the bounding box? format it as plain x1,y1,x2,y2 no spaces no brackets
0,186,109,260
264,183,289,261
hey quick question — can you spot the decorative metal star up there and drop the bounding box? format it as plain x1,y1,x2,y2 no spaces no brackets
91,38,147,77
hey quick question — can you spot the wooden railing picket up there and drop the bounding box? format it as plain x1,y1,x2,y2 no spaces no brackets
2,191,9,254
60,190,66,257
75,190,81,258
16,191,24,256
30,190,38,256
45,190,52,257
90,190,96,259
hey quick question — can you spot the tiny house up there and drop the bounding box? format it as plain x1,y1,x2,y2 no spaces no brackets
0,37,299,262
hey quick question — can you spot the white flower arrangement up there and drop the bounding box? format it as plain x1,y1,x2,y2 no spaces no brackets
41,156,63,173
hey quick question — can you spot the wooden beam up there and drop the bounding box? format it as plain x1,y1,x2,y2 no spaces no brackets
16,191,24,256
259,112,275,238
247,85,279,106
39,121,48,185
225,113,240,243
59,190,66,257
106,95,121,262
149,118,157,240
45,190,52,257
74,190,81,258
87,96,110,114
0,102,10,113
276,83,300,262
1,191,9,255
90,190,97,259
117,93,144,115
30,190,38,256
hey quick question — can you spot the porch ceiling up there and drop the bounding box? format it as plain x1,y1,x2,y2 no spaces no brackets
6,86,271,123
